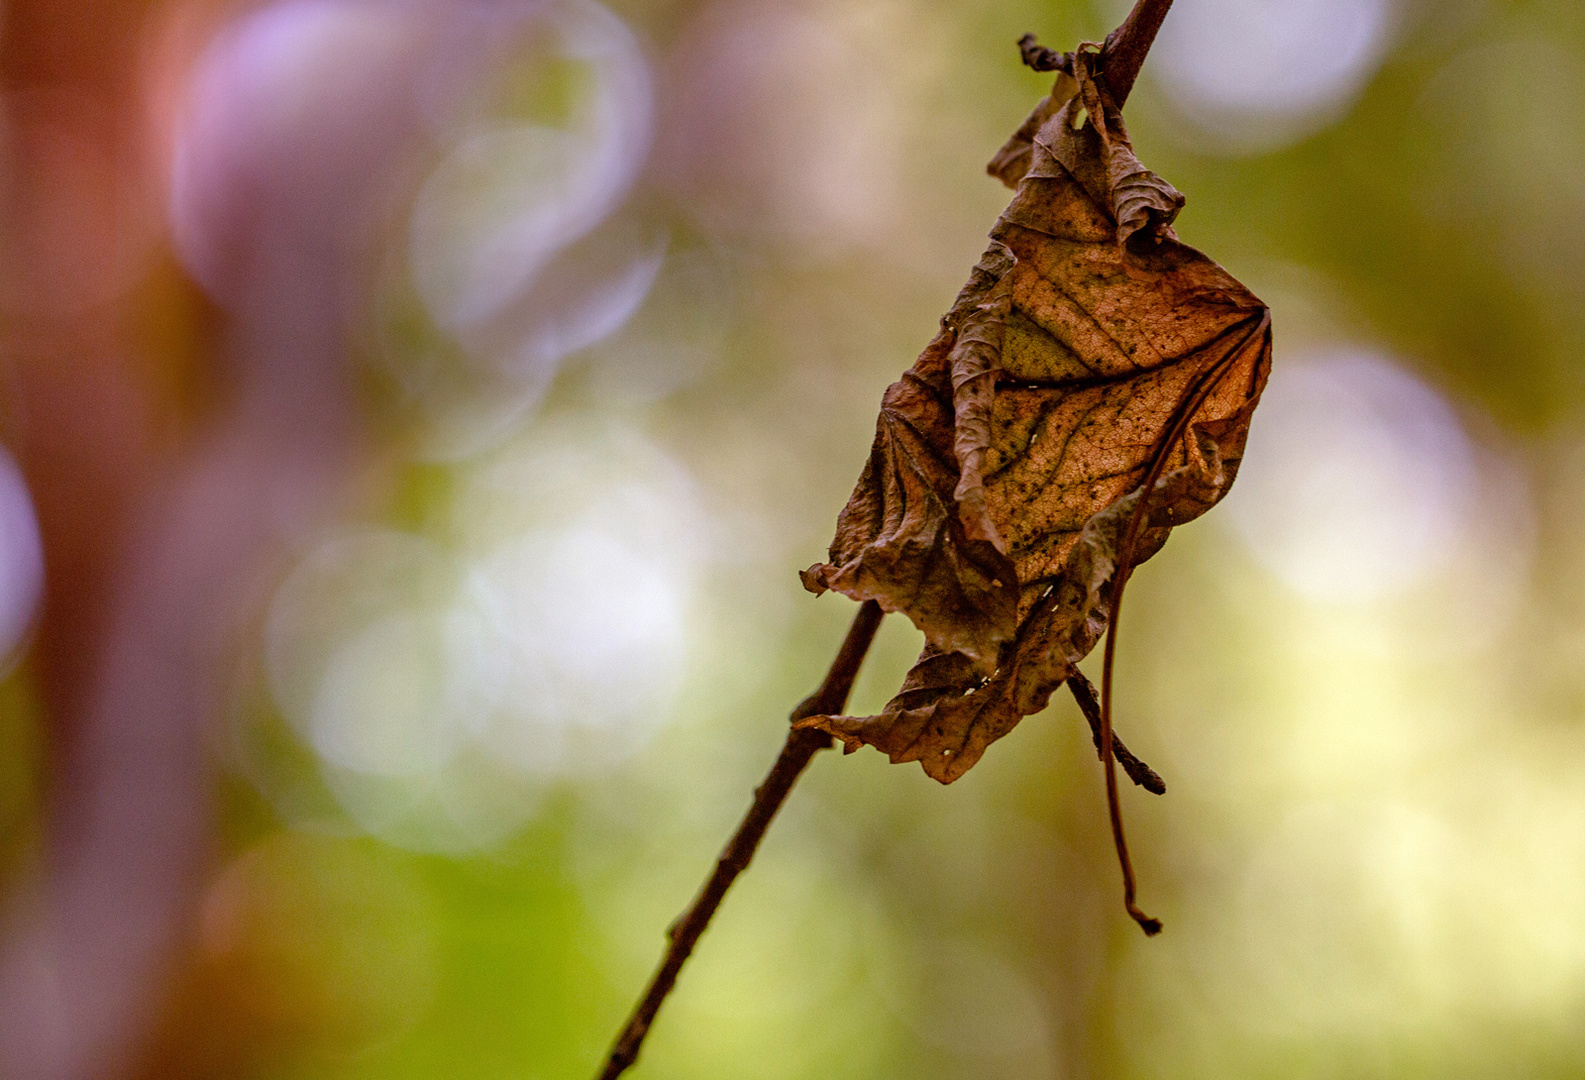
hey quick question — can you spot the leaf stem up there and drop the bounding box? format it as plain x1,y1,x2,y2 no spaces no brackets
1100,311,1271,936
596,600,885,1080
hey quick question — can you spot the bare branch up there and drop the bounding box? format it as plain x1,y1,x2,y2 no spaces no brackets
1017,32,1072,74
1100,0,1176,108
597,601,885,1080
1065,671,1165,795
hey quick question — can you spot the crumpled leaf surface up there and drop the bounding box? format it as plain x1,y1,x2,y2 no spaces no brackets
798,54,1271,783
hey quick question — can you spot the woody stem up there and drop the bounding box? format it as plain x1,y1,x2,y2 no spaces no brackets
595,600,885,1080
1101,0,1176,107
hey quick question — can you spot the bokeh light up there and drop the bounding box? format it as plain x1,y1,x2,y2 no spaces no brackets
256,420,704,852
1224,348,1477,601
9,1,1585,1078
0,447,45,670
1150,0,1398,151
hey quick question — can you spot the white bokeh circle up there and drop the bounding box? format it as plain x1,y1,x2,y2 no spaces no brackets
1151,0,1398,152
0,447,44,670
1223,349,1476,602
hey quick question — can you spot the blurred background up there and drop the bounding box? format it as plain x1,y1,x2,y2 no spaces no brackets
0,0,1582,1076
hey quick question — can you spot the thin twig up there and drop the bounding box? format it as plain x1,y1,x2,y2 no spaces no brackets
1100,0,1176,107
1017,0,1172,108
1065,672,1164,795
1017,32,1072,74
597,600,885,1080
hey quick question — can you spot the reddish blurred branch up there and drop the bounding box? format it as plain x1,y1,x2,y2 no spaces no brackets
0,1,216,1075
0,2,375,1076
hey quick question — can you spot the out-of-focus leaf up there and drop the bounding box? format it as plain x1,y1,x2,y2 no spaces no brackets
798,53,1271,783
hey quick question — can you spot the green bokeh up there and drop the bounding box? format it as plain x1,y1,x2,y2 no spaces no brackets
88,1,1585,1077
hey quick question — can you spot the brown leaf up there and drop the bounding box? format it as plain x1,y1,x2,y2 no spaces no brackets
986,71,1077,189
1056,50,1185,253
797,54,1271,784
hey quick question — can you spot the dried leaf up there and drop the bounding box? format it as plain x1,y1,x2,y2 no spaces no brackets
986,70,1077,189
1060,51,1185,252
797,53,1271,785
